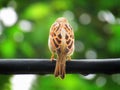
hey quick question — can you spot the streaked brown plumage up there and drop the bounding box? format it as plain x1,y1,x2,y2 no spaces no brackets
48,17,74,79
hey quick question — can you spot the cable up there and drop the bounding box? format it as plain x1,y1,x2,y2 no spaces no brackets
0,59,120,75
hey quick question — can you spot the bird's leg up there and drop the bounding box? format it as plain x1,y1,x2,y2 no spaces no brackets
66,56,71,61
51,53,55,61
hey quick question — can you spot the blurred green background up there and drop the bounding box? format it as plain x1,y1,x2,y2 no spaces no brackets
0,0,120,90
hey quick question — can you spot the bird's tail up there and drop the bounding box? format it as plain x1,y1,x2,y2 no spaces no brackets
54,30,67,79
54,54,66,79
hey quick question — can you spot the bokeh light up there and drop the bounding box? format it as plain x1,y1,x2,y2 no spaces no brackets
98,10,115,24
85,49,97,59
83,74,96,80
71,21,78,32
11,75,36,90
75,40,85,52
13,32,24,42
63,10,74,21
19,20,32,32
112,74,120,85
116,18,120,24
96,76,107,87
8,0,17,8
0,7,18,27
79,13,91,25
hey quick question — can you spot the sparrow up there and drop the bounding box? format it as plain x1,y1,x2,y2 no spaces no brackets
48,17,74,79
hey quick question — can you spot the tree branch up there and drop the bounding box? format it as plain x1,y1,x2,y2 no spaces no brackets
0,59,120,75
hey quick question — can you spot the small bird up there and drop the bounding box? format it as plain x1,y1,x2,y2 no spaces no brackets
48,17,74,79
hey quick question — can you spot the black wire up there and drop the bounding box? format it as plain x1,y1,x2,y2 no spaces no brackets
0,59,120,75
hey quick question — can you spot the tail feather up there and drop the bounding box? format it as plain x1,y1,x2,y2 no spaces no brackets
60,63,65,79
54,31,67,79
54,55,66,79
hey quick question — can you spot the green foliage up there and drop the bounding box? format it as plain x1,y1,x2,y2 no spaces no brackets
23,3,51,20
0,0,120,90
31,75,99,90
0,75,11,90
